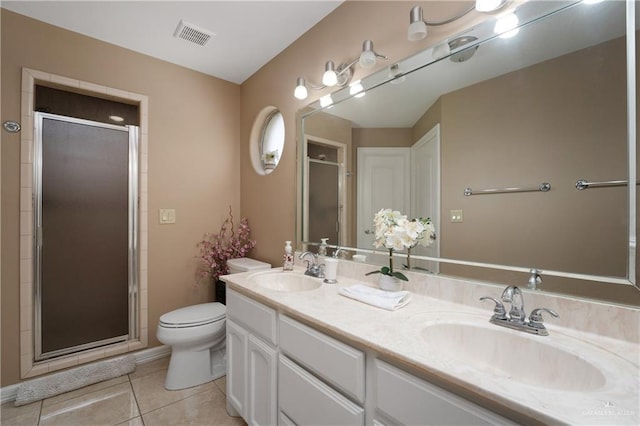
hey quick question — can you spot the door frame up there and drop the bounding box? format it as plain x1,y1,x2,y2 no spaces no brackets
303,134,348,247
410,124,441,272
19,68,149,379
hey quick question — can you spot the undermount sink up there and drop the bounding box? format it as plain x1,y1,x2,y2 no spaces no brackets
419,319,607,391
250,271,323,292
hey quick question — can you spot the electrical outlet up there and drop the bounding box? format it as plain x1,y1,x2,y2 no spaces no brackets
159,209,176,224
450,209,463,223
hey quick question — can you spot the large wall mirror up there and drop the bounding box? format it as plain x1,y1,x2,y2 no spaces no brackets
297,0,639,304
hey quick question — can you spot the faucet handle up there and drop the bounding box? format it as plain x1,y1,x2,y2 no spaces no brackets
529,307,559,329
480,296,508,320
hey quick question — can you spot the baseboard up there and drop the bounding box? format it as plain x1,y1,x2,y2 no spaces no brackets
0,383,20,405
0,345,170,405
133,345,171,364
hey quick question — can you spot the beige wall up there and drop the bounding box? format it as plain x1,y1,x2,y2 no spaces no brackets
1,10,240,386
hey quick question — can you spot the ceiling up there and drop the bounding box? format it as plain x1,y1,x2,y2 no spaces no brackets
1,1,343,84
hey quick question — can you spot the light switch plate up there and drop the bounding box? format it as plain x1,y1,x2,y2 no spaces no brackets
450,209,463,223
159,208,176,224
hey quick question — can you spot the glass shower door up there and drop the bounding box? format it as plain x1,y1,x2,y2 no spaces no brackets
34,112,138,360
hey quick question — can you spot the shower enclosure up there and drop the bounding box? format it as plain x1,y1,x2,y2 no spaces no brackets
33,112,139,361
305,141,347,248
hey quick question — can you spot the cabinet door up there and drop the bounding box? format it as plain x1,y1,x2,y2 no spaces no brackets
375,360,513,425
248,334,278,426
227,319,248,418
279,356,364,425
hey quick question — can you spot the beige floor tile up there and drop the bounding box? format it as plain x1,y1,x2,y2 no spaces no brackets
214,377,227,396
0,400,41,425
131,369,216,414
129,356,170,380
42,376,129,408
116,416,144,426
39,382,139,426
142,386,245,426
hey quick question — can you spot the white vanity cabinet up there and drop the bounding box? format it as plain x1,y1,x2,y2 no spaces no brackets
226,289,278,425
226,287,514,426
374,360,514,425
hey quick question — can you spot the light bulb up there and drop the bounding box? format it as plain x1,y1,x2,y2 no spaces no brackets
322,61,338,86
475,0,506,12
294,77,308,100
408,6,427,41
407,20,427,41
359,40,377,68
494,13,519,38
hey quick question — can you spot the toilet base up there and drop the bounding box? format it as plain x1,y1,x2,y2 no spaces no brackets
164,345,226,390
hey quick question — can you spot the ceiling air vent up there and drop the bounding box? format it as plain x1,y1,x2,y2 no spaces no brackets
173,19,214,46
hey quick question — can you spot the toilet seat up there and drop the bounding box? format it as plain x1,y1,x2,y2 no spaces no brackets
159,302,226,328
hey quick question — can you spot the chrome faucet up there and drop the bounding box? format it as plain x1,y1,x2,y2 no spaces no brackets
298,251,325,278
332,247,347,259
501,285,526,324
528,268,543,290
480,285,559,336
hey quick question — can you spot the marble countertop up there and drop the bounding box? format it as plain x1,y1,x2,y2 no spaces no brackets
222,267,639,425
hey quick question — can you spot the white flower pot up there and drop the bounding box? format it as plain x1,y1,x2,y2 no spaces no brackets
379,275,403,291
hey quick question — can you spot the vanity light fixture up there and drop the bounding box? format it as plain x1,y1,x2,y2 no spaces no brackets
293,40,387,100
408,1,507,41
294,78,308,100
322,61,339,86
359,40,386,69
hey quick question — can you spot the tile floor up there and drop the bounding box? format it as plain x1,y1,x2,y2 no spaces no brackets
1,357,246,426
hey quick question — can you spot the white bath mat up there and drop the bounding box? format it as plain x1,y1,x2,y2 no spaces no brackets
14,354,136,406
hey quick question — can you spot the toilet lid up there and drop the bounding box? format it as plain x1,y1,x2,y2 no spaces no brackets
159,303,226,328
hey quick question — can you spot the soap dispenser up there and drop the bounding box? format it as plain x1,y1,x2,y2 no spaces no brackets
283,241,294,271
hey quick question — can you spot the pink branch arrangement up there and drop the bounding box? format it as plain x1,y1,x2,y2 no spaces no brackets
196,206,256,282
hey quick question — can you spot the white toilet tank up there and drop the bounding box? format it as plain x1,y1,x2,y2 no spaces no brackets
217,258,271,304
227,257,271,274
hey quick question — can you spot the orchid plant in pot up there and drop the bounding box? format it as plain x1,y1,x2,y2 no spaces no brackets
366,209,436,291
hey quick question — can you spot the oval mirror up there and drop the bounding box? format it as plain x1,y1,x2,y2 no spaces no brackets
251,106,285,175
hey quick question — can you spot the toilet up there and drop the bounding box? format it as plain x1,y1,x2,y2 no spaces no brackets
156,257,270,390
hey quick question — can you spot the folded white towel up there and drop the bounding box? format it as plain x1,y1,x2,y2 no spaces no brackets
338,284,412,311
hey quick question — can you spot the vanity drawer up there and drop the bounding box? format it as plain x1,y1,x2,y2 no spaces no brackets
279,355,364,425
375,360,513,425
227,289,277,345
278,315,365,403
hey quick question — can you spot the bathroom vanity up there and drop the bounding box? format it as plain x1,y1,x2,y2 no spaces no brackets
222,266,639,425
